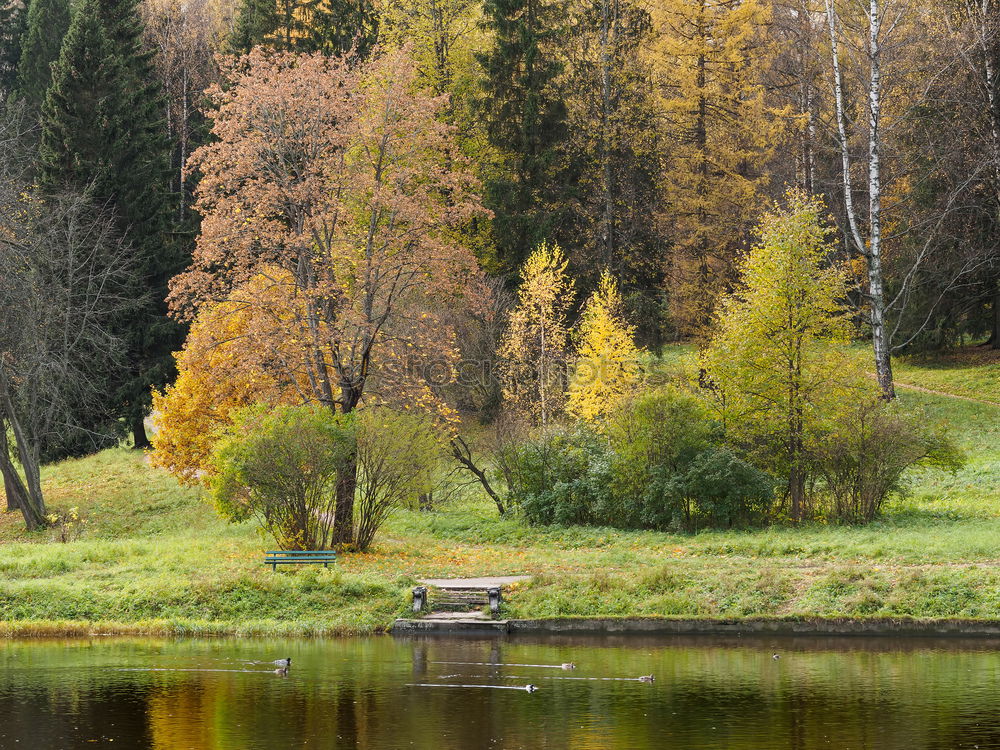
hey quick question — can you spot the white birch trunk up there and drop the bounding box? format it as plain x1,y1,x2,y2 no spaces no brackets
825,0,895,398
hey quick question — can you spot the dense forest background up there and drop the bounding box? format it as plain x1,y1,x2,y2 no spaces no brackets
5,0,1000,359
2,0,1000,535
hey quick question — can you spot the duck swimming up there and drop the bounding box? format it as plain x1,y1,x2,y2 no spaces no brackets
561,663,576,670
638,675,655,683
525,684,538,693
273,658,292,668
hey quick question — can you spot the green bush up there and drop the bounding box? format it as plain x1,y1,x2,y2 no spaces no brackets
505,388,776,531
504,426,612,526
210,404,355,550
813,398,964,523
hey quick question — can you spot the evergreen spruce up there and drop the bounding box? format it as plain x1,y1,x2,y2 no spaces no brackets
40,0,182,451
16,0,70,107
227,0,378,55
227,0,278,53
0,0,30,96
478,0,569,272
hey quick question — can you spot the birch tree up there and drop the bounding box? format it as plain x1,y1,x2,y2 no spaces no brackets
825,0,895,396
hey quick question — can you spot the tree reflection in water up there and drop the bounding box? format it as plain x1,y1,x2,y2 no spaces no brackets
1,634,999,749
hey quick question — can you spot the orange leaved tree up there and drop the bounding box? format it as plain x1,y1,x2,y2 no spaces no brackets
167,46,487,546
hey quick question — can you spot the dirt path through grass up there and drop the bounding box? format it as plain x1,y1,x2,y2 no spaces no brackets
893,379,1000,408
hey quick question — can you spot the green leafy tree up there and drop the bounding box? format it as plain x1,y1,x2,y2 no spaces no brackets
40,0,181,450
702,189,872,520
15,0,69,107
478,0,569,271
212,404,356,550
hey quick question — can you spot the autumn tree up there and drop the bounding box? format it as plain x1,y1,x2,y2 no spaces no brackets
377,0,483,97
498,242,575,425
150,276,303,482
649,0,794,336
702,191,872,520
566,270,641,421
169,47,487,546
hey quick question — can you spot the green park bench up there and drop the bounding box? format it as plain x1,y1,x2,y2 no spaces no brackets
264,550,337,571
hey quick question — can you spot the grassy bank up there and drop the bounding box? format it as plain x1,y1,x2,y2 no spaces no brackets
2,347,1000,636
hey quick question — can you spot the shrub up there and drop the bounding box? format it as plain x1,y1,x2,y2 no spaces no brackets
680,447,775,527
504,426,612,526
210,405,355,550
604,387,719,527
354,409,442,550
504,388,776,531
813,399,964,523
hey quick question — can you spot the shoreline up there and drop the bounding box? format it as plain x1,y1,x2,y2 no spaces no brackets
9,615,1000,639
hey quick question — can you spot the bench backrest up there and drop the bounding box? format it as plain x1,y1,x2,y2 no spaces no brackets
265,550,337,559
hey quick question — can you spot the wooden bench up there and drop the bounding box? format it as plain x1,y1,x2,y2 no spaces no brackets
264,550,337,571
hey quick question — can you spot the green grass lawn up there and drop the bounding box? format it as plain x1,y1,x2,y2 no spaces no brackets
3,345,1000,635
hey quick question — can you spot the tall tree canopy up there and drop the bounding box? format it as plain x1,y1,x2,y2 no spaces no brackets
39,0,182,449
15,0,70,107
478,0,569,272
166,47,487,544
650,0,794,337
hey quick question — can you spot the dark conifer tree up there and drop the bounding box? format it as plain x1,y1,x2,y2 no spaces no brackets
227,0,278,53
15,0,69,107
227,0,378,55
477,0,569,272
0,0,30,96
40,0,182,451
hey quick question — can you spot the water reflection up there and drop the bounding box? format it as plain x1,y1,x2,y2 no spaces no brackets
2,634,1000,749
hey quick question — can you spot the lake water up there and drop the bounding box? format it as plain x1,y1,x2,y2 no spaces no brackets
2,633,1000,749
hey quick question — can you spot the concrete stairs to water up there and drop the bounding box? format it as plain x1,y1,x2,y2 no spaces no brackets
392,576,531,633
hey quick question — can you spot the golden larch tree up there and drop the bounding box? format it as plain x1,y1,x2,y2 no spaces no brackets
649,0,797,336
566,270,642,421
498,242,575,426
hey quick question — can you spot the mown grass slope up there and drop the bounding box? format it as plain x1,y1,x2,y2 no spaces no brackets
2,346,1000,634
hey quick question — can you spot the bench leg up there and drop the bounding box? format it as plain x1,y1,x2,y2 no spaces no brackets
272,563,277,572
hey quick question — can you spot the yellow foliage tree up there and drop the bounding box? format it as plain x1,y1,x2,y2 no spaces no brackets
566,270,642,422
702,190,874,519
649,0,797,335
149,274,301,483
498,242,575,426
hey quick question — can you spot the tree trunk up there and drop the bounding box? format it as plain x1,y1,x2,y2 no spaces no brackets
866,0,894,399
825,0,894,399
789,461,805,522
993,282,1000,349
331,385,361,546
0,399,47,529
0,428,25,513
132,412,151,450
332,453,357,546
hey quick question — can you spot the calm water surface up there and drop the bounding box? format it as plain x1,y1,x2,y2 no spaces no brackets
2,633,1000,749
